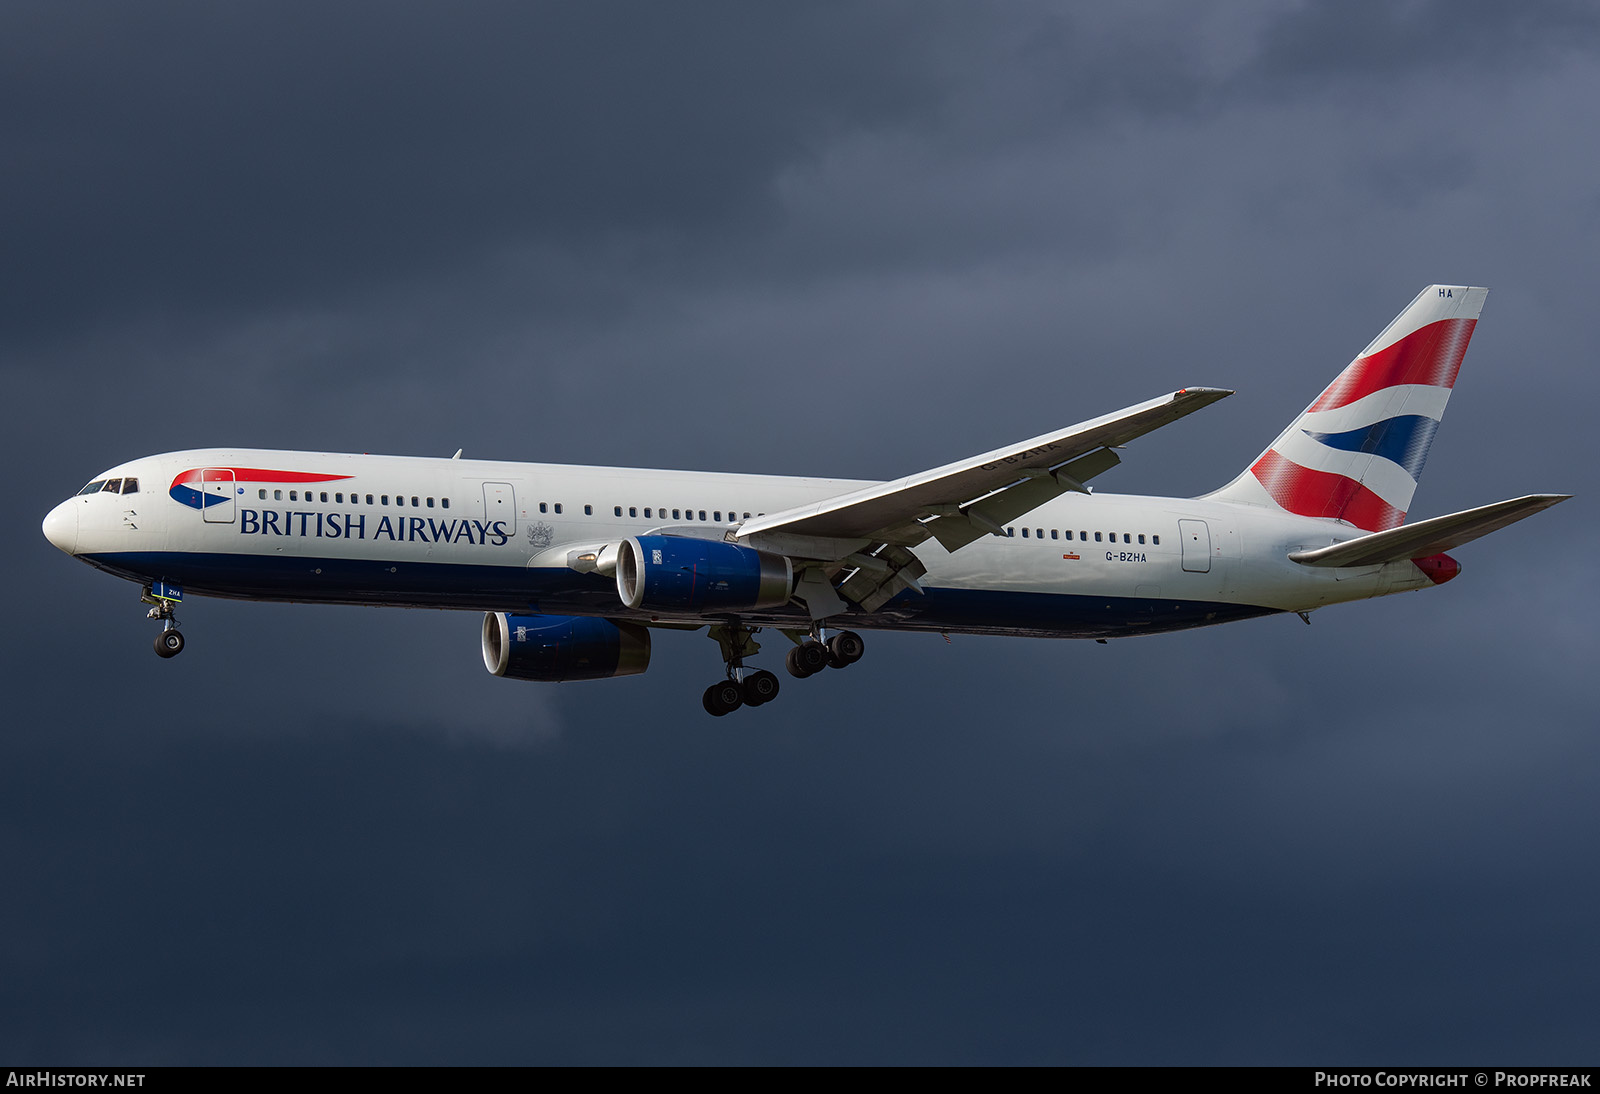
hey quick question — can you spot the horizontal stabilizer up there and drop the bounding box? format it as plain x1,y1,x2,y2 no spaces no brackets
739,387,1232,550
1288,494,1570,567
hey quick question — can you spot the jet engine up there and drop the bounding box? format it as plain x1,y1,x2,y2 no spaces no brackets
615,535,794,613
482,613,651,682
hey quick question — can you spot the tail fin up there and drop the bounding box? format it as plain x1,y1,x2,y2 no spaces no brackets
1208,284,1487,531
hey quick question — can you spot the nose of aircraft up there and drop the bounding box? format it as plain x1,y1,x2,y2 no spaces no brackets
42,499,79,555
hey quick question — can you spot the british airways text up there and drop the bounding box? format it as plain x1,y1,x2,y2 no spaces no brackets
238,510,511,546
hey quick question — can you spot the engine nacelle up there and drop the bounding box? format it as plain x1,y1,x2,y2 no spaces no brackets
482,613,651,682
616,535,794,613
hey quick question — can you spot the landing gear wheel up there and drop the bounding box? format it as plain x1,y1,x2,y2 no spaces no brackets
742,669,780,706
827,630,864,668
789,641,828,677
703,680,744,717
153,630,185,658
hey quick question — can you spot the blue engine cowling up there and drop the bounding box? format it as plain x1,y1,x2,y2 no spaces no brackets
616,535,794,613
482,613,651,682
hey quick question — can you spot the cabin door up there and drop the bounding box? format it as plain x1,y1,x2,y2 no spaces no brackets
1179,519,1210,573
482,482,517,535
201,468,236,524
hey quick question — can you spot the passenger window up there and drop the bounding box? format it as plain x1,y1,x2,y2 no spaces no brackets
382,495,389,505
1124,534,1131,544
426,497,433,508
1138,534,1145,544
714,511,722,522
614,506,623,517
584,504,592,515
290,491,299,502
322,492,329,503
1036,528,1044,539
275,490,284,501
1151,534,1159,545
642,508,650,518
412,496,419,507
743,512,751,520
442,498,449,509
539,503,547,513
554,503,563,514
697,510,705,521
1022,528,1029,538
259,489,267,500
1007,527,1014,537
673,509,681,519
1095,532,1102,542
629,507,638,517
337,493,344,503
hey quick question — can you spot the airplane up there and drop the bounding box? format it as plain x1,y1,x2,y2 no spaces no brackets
41,285,1569,716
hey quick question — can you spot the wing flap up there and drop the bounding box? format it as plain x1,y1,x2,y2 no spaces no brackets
924,447,1122,552
1288,494,1570,567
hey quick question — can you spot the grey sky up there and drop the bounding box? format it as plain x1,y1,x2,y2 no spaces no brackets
3,2,1596,1063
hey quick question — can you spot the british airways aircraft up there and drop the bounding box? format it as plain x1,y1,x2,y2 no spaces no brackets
42,286,1567,715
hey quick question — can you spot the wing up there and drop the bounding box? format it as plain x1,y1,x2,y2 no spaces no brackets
735,387,1232,616
739,387,1231,552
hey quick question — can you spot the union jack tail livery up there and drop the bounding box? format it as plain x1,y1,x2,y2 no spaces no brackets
1210,285,1487,531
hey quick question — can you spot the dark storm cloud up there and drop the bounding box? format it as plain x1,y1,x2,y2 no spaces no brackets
2,2,941,340
4,1,1598,1065
1250,0,1600,84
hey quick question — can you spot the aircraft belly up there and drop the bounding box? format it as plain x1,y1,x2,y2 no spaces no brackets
79,550,1280,639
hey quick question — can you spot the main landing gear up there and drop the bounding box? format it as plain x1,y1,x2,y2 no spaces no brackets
702,622,781,717
142,584,186,659
699,622,867,716
785,628,864,679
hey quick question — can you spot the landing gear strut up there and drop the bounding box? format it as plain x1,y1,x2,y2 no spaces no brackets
702,622,781,717
142,584,185,659
785,627,864,679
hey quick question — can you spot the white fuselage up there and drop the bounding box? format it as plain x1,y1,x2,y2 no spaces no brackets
44,448,1438,640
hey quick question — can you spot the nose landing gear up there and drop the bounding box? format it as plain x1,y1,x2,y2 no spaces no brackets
153,629,185,658
142,583,186,659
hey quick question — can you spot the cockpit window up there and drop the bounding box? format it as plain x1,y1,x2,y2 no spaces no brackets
102,479,123,493
78,480,107,495
121,478,138,494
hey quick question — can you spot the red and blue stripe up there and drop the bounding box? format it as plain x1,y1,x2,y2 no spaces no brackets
169,467,352,510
